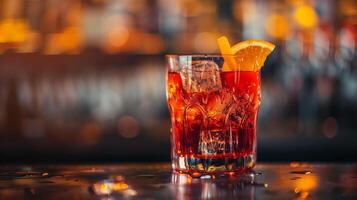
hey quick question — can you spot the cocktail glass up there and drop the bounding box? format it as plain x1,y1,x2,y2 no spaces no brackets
166,55,261,175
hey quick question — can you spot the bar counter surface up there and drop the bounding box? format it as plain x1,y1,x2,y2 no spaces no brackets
0,163,356,199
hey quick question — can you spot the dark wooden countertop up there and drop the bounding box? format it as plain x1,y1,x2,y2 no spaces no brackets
0,163,356,199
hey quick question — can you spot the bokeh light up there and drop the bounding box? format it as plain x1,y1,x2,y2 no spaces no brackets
117,116,140,139
79,122,102,146
103,26,129,54
322,117,338,138
265,13,290,40
294,5,318,29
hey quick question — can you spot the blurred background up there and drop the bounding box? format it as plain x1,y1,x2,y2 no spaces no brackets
0,0,356,163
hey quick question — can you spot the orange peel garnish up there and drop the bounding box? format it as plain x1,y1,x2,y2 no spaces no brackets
217,36,275,71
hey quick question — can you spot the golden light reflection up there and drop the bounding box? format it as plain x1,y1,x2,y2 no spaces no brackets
290,162,300,168
100,182,128,191
92,176,137,196
274,165,318,198
293,174,317,199
294,5,318,29
289,162,311,168
295,175,317,190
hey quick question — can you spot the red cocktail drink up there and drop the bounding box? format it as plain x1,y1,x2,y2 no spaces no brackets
166,56,261,175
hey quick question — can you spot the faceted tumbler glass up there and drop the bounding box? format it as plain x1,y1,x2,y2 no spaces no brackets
166,55,261,175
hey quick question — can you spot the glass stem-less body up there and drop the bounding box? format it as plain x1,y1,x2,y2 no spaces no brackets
166,56,261,175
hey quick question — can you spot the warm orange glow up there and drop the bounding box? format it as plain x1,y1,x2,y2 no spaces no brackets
294,175,318,191
45,26,82,54
101,182,129,191
299,191,309,199
0,19,29,44
294,5,318,29
265,14,290,39
61,27,82,53
140,33,165,54
103,26,132,54
93,181,130,195
193,32,219,53
192,172,201,177
292,175,316,199
107,26,129,48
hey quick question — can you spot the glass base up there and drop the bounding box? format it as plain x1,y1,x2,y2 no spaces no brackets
172,154,255,176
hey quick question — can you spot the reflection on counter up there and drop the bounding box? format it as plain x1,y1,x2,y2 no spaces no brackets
171,172,262,200
91,175,137,197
